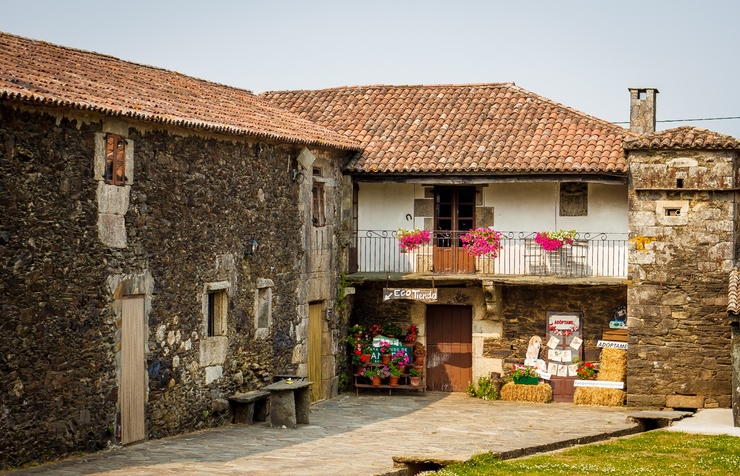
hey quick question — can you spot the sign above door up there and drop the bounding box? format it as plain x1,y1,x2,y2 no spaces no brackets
383,288,438,303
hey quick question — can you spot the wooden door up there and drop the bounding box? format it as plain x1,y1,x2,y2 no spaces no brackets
427,305,473,391
433,188,475,273
121,295,146,445
308,303,323,401
544,311,583,403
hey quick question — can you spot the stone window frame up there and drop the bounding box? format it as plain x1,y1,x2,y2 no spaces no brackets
255,278,274,340
94,132,134,185
656,200,689,226
104,133,127,186
312,182,326,227
203,281,230,338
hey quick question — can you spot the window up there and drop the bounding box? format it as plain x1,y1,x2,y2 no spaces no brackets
559,182,588,217
206,290,227,337
104,133,126,186
312,183,326,227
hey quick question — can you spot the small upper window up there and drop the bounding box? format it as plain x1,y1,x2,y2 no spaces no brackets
312,183,326,227
104,133,126,186
313,166,323,177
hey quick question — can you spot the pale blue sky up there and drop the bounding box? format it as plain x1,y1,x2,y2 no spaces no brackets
2,0,739,138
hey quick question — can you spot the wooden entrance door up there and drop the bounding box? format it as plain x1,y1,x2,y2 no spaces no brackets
121,295,146,445
434,188,475,273
545,311,583,403
308,303,323,401
427,305,472,392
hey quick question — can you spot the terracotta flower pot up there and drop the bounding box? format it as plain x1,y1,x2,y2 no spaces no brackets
412,363,423,373
388,375,399,387
413,354,424,365
352,333,362,340
409,376,421,387
362,353,372,364
371,376,381,386
380,354,391,365
354,365,365,374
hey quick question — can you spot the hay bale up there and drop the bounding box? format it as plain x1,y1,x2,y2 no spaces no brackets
598,347,627,382
573,387,626,407
500,382,552,403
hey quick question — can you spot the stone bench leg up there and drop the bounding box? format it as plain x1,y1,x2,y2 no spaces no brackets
254,398,268,422
295,387,311,425
233,402,255,424
269,390,296,428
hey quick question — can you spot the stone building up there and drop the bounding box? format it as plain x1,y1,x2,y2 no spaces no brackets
0,32,359,469
625,89,740,408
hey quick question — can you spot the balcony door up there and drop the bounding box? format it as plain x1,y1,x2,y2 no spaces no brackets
434,187,475,273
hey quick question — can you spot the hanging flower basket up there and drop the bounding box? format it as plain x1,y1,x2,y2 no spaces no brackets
460,228,503,257
397,228,432,253
535,229,576,251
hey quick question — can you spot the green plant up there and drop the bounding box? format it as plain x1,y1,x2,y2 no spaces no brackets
574,358,597,379
466,377,499,400
382,322,403,336
352,352,369,366
414,343,427,355
409,368,421,377
349,324,365,335
361,343,374,355
389,365,403,376
376,365,390,378
338,372,349,392
360,367,377,378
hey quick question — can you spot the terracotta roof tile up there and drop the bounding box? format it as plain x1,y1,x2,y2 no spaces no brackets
263,84,635,175
0,32,360,151
624,126,740,150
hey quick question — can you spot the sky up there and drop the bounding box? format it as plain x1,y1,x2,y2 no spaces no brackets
2,0,739,138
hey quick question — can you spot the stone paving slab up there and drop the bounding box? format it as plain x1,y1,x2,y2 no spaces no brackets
7,392,638,476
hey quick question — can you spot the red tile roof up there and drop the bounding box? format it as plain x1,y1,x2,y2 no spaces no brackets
262,84,635,175
0,32,361,151
623,126,740,150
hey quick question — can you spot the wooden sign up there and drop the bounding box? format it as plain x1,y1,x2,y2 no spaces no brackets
383,288,438,303
597,340,628,349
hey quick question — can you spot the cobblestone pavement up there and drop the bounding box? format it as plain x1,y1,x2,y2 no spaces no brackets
8,392,637,475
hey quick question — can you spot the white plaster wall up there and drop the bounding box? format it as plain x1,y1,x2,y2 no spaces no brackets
357,183,416,230
484,182,627,234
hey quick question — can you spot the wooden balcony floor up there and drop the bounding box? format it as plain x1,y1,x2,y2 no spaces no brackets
345,271,627,286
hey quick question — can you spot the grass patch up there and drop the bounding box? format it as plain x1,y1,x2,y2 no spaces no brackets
438,431,740,475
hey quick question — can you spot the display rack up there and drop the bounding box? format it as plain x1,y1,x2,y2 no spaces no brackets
353,363,426,396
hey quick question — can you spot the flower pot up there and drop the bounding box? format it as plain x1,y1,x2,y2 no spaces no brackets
354,365,365,374
409,376,421,387
362,354,372,364
412,363,423,372
386,334,396,339
413,354,424,365
380,354,391,365
352,333,362,340
388,375,399,387
513,376,539,385
371,376,381,386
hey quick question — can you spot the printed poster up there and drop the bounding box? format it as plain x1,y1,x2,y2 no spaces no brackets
547,362,559,375
561,350,572,363
548,349,562,362
568,364,579,377
546,336,560,350
557,365,568,377
570,336,582,350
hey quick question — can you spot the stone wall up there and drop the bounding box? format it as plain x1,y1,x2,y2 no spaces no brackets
627,148,737,408
484,285,626,371
0,103,349,469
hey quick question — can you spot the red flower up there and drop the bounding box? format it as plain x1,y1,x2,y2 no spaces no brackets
355,349,361,355
360,355,367,363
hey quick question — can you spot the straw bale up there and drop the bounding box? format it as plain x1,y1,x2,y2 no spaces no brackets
500,382,552,403
598,347,627,382
573,387,626,407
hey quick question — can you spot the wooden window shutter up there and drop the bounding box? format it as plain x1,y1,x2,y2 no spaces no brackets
105,134,126,186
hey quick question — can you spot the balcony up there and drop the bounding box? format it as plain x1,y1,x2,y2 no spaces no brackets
349,230,628,278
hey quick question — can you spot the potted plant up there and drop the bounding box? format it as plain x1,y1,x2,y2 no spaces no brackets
460,227,503,257
404,325,418,345
388,365,402,386
575,359,597,380
361,343,374,364
349,324,365,339
368,324,382,337
379,343,392,364
413,343,426,364
409,368,422,387
382,322,402,338
397,228,431,253
376,365,391,384
391,349,410,372
352,351,369,374
360,367,380,385
510,364,539,385
535,229,576,251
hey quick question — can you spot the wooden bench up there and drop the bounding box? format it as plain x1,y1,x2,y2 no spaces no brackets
228,390,270,425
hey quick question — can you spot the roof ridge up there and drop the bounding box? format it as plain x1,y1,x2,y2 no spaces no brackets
263,82,516,94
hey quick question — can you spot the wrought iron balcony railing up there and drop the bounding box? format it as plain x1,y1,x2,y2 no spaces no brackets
349,230,628,278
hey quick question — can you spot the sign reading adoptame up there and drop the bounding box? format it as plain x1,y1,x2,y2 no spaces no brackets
383,288,438,303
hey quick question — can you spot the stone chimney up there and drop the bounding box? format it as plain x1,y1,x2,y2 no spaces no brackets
629,88,659,134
